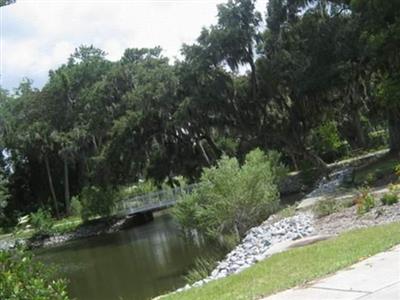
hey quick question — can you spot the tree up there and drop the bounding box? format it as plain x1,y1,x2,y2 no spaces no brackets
0,0,15,7
205,0,261,100
256,0,349,169
41,45,111,214
351,0,400,153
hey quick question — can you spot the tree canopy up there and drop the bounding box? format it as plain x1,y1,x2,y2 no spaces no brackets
0,0,398,221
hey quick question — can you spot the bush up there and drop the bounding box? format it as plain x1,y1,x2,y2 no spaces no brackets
313,199,343,218
70,196,82,217
355,188,376,215
0,248,70,300
395,164,400,178
367,129,389,149
381,193,398,206
299,160,322,187
174,148,286,242
30,208,54,236
80,186,117,221
381,184,400,206
311,121,348,162
364,173,377,186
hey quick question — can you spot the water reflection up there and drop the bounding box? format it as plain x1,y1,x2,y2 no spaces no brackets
36,214,209,300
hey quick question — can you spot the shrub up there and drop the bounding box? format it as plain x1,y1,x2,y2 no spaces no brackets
313,199,342,218
70,196,82,217
174,148,286,242
367,129,389,149
395,164,400,178
381,184,400,206
311,121,348,162
80,186,117,221
299,160,322,187
30,208,54,236
381,193,398,205
0,248,70,300
355,188,376,215
364,173,377,186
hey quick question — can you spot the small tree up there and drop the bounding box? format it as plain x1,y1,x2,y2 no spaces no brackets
174,148,286,242
0,248,70,300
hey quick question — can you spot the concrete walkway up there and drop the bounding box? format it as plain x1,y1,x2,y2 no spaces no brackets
264,245,400,300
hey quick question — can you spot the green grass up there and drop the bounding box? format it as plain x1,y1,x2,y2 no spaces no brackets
52,216,82,234
0,216,83,241
162,222,400,300
354,154,399,186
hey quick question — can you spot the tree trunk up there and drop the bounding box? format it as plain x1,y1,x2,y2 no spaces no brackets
352,109,366,149
388,107,400,153
288,151,299,171
198,140,211,166
44,155,60,219
64,158,71,215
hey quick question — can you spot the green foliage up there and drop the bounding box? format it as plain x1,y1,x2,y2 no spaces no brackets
311,122,348,162
299,160,321,187
184,256,217,284
0,174,10,224
355,188,376,215
80,186,117,221
381,184,399,205
381,192,398,206
174,149,286,242
313,199,345,218
1,0,399,225
119,180,158,199
29,208,54,236
395,164,400,178
70,196,82,217
354,156,399,186
276,204,297,219
0,248,70,300
367,130,389,149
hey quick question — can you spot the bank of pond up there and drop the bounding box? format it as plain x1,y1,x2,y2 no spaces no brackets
35,214,215,300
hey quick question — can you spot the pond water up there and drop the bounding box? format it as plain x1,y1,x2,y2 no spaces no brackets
35,214,211,300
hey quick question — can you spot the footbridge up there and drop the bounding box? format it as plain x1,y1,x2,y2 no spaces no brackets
115,184,198,217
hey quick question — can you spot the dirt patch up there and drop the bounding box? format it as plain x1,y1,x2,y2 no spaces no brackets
314,202,400,236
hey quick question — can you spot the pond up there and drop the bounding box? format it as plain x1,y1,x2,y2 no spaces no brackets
35,214,211,300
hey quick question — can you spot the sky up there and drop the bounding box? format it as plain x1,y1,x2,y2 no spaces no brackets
0,0,268,91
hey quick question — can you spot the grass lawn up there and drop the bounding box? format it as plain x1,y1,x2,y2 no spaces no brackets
162,222,400,300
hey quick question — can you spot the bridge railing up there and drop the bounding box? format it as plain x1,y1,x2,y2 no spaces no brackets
115,183,198,215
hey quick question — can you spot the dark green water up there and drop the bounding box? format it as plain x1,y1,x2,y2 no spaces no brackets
35,214,209,300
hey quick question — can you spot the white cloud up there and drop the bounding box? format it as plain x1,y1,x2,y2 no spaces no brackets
1,0,268,90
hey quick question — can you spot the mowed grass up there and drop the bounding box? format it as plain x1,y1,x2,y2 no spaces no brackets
162,222,400,300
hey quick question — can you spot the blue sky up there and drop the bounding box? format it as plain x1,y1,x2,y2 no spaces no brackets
1,0,268,91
